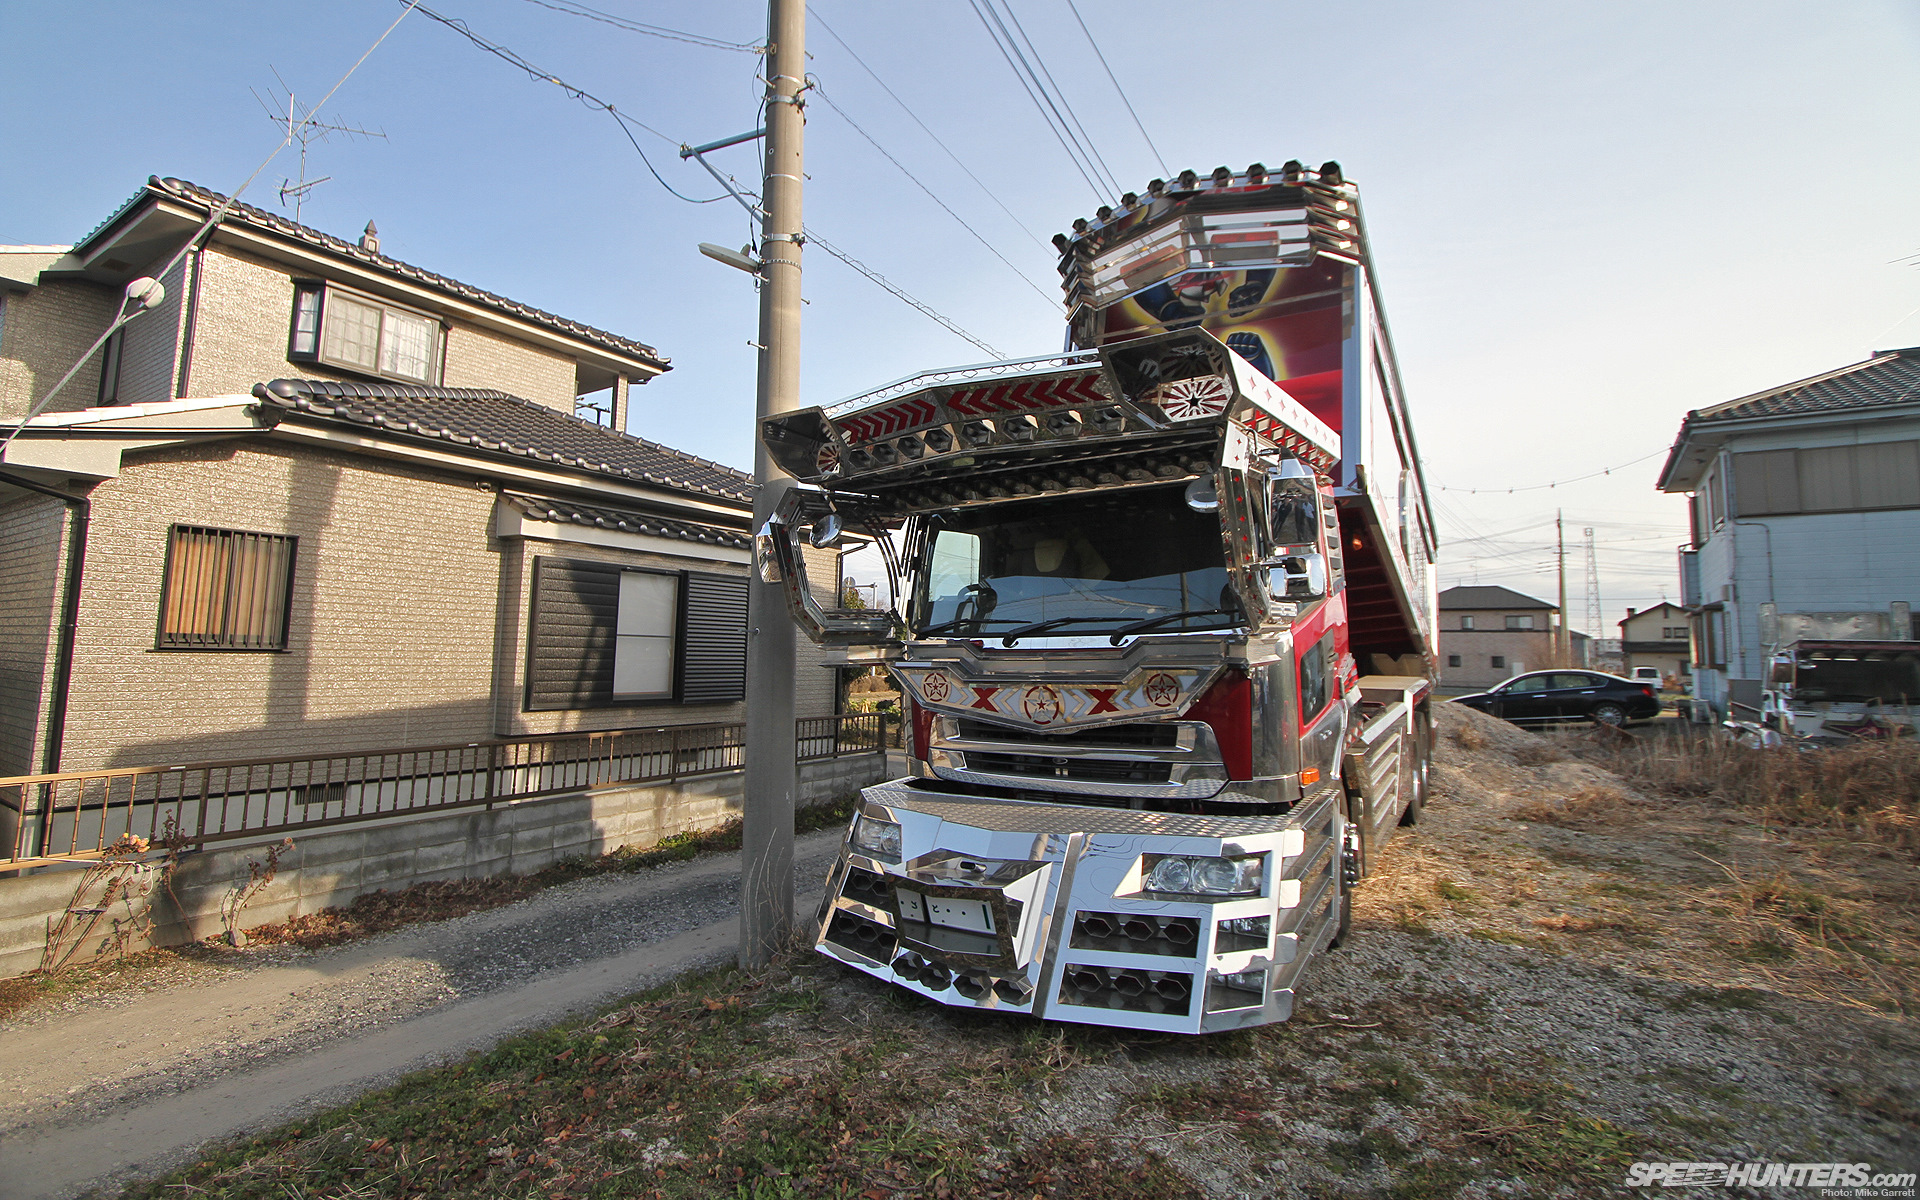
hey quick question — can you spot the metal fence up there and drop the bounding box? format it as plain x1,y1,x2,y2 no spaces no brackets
0,713,884,871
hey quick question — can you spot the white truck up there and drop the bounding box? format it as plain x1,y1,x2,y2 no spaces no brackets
759,161,1437,1032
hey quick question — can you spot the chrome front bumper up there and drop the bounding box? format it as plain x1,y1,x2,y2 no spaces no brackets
814,779,1343,1034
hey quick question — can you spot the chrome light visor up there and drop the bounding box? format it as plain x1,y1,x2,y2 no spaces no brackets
1143,853,1264,897
851,815,902,862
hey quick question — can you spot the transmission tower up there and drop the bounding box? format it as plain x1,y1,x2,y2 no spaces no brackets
1583,527,1602,639
253,69,386,222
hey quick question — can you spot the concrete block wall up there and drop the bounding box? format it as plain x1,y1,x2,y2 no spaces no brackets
0,752,886,980
0,278,117,421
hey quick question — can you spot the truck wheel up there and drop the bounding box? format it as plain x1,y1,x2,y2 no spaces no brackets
1591,702,1627,727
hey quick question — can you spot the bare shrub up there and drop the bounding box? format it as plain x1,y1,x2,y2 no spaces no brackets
1587,733,1920,852
1511,739,1566,766
1511,786,1635,828
1452,721,1490,751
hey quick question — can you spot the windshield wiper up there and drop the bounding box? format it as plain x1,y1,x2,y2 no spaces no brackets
999,616,1128,646
1107,608,1243,645
915,617,1018,637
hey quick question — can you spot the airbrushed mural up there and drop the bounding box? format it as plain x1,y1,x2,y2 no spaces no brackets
1097,258,1349,436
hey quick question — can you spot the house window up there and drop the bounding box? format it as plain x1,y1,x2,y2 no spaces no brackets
1491,655,1506,669
97,328,124,405
1505,614,1534,630
1459,615,1475,630
615,571,677,699
1446,654,1461,668
1732,442,1920,516
526,557,747,711
288,282,443,385
157,526,296,649
1663,626,1688,639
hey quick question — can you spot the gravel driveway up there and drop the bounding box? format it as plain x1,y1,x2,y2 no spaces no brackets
0,828,846,1199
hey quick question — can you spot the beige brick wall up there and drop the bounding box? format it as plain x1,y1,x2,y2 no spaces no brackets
0,493,70,776
185,245,579,411
0,279,116,421
441,323,577,413
61,440,505,771
54,437,823,772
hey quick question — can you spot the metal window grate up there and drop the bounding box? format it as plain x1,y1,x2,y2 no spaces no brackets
158,526,296,649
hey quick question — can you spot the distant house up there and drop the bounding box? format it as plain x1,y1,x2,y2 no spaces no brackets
1619,603,1690,687
0,176,839,780
1435,584,1585,693
1658,346,1920,718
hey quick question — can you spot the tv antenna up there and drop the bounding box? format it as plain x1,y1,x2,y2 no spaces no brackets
253,68,386,222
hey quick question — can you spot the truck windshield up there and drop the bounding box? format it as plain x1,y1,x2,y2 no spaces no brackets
1790,648,1920,703
912,486,1236,638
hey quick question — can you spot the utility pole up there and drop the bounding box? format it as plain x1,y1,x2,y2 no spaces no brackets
740,0,805,968
1555,510,1570,667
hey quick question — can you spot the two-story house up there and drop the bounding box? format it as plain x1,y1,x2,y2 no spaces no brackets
1619,602,1690,688
1436,584,1586,693
1658,346,1920,719
0,176,839,780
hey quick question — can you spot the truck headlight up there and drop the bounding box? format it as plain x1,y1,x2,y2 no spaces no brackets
1144,854,1264,897
851,816,902,862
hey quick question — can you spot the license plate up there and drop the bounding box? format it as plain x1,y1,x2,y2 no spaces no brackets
897,890,996,935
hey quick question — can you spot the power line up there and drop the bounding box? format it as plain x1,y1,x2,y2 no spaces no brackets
1063,0,1167,177
968,0,1110,205
514,0,759,52
809,80,1062,315
406,1,727,205
995,0,1122,196
6,2,420,450
803,229,1004,359
806,6,1050,253
1435,447,1669,494
409,2,1004,360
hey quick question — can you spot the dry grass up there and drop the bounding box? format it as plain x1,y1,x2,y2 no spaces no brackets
1583,731,1920,852
1511,786,1640,829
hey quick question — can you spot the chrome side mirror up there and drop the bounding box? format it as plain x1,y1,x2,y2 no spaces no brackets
1183,474,1219,511
755,519,784,583
808,512,845,548
1266,553,1326,601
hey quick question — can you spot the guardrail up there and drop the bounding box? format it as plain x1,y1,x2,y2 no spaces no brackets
0,713,884,871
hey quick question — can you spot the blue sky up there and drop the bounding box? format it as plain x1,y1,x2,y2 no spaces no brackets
4,1,1916,629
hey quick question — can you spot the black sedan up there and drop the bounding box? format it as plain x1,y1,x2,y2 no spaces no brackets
1451,671,1661,727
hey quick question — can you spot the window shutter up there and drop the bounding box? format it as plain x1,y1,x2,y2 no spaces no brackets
681,572,748,704
527,558,621,711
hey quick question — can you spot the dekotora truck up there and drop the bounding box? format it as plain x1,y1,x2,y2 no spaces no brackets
758,161,1438,1033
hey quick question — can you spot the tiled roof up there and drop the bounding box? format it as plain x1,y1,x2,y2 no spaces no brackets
251,379,751,502
1690,346,1920,424
501,493,749,548
1438,584,1555,611
90,177,667,371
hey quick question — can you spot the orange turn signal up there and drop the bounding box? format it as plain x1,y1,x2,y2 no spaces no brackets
1300,768,1321,785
